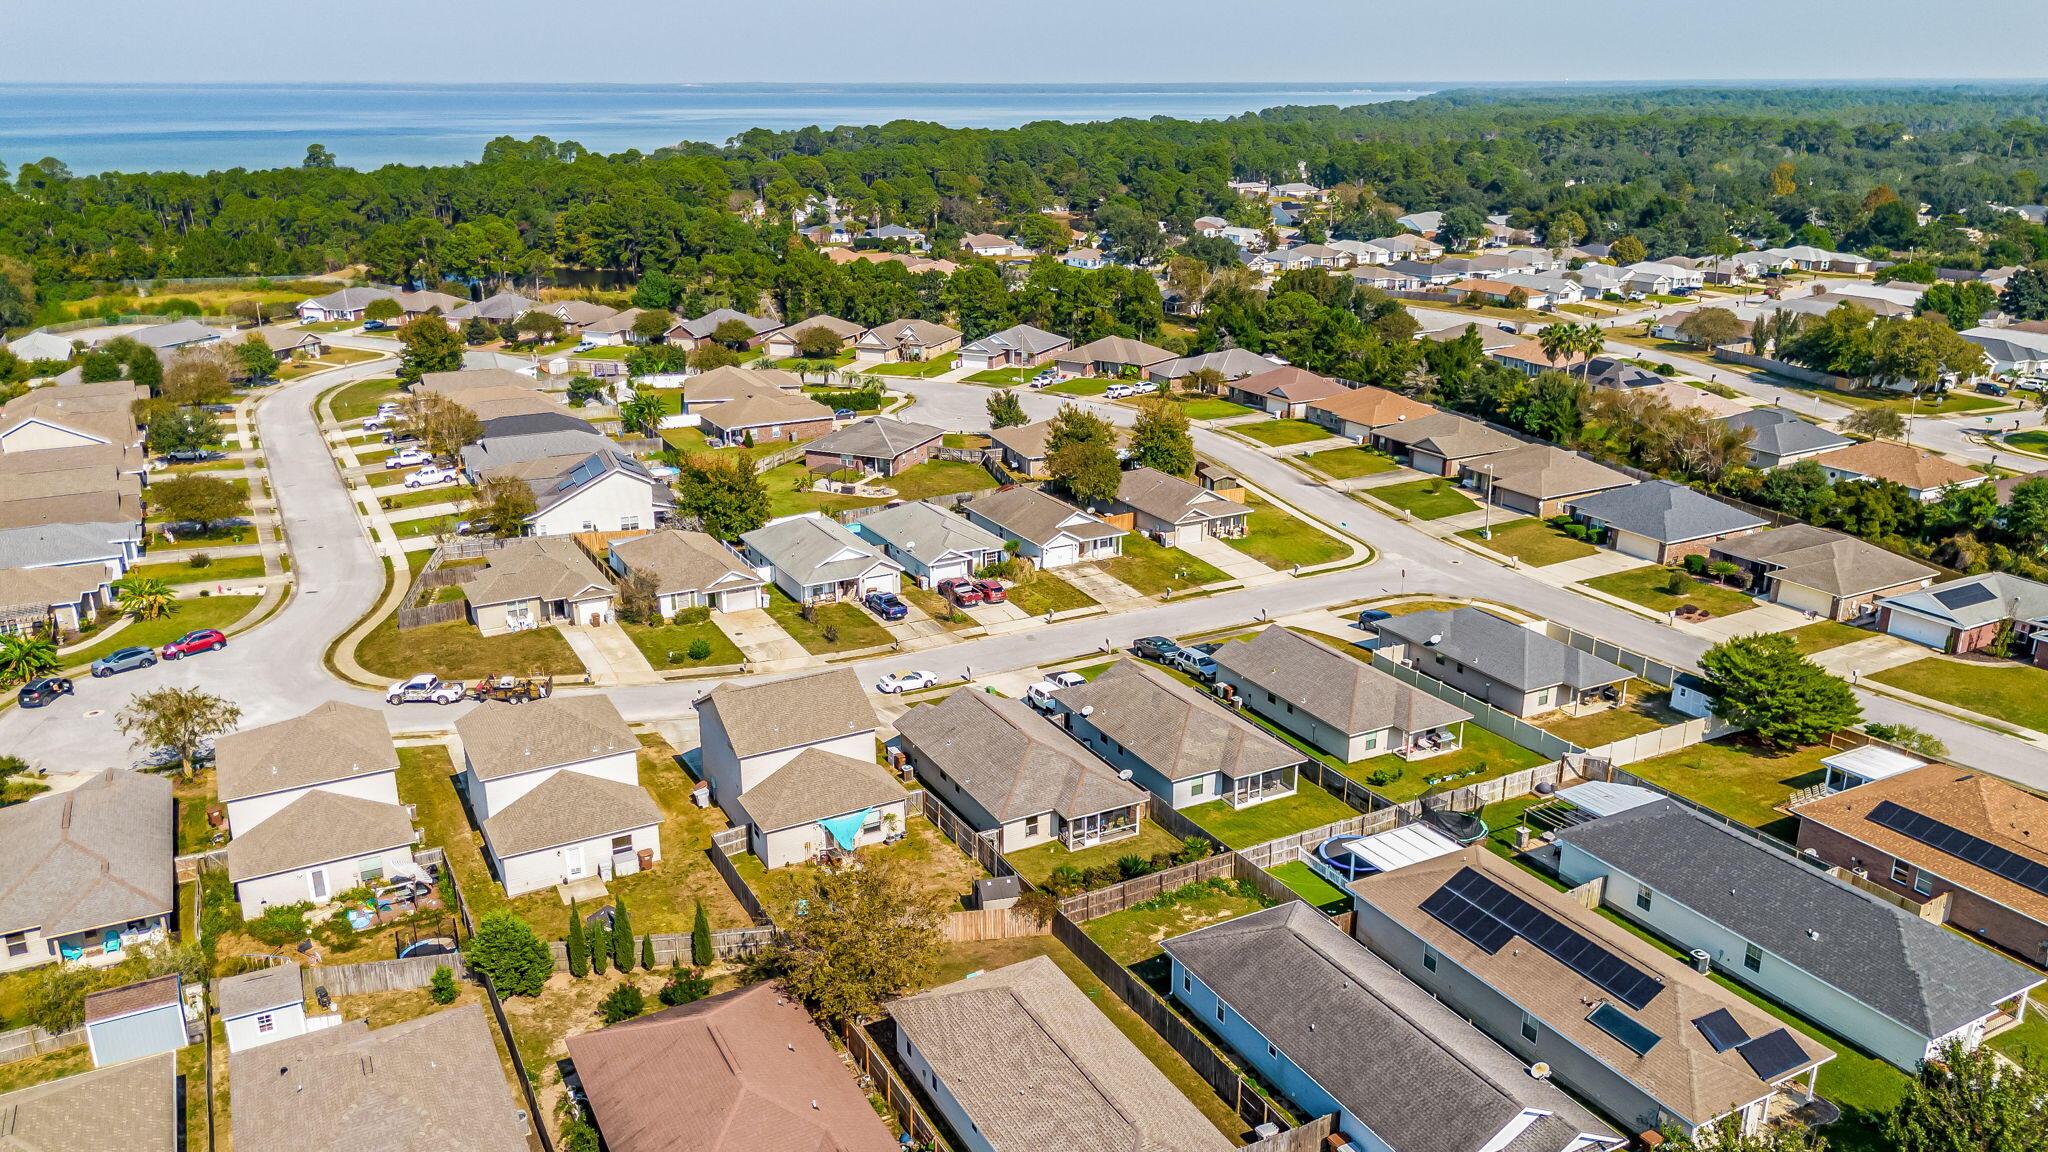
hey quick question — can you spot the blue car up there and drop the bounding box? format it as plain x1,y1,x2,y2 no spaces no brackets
863,591,908,622
92,646,157,678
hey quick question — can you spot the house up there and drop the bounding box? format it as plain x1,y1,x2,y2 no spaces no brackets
1369,607,1632,718
736,747,911,867
566,981,900,1152
1721,408,1852,470
957,323,1071,372
447,291,537,324
0,769,171,973
414,366,548,398
696,389,834,446
960,232,1017,256
1565,479,1768,564
695,668,880,822
1165,904,1624,1152
535,299,618,330
1224,364,1348,418
296,286,396,323
1961,325,2048,374
459,426,616,475
1270,181,1324,201
667,308,782,349
1058,659,1304,809
218,962,340,1053
0,518,140,579
513,450,670,537
1386,259,1463,286
851,500,1006,587
1794,762,2048,967
257,326,327,360
1491,338,1594,377
458,695,662,896
740,512,903,603
1192,215,1230,235
1212,626,1471,763
1366,234,1444,261
895,688,1148,854
1583,357,1668,390
1556,798,2043,1071
1446,278,1550,308
0,1049,176,1151
1370,412,1519,477
758,314,866,359
1147,347,1277,387
1514,272,1586,306
678,364,806,411
801,416,944,477
457,535,617,635
1763,246,1873,274
961,485,1125,568
1875,572,2048,653
581,307,648,346
607,529,766,616
226,789,418,921
1639,380,1752,419
1708,524,1939,620
1108,465,1249,546
230,1005,530,1152
0,561,115,636
1304,385,1436,442
985,419,1129,479
83,975,187,1068
1327,239,1388,266
865,223,926,247
1350,847,1833,1140
1619,261,1706,295
1811,439,1989,502
393,288,469,320
1460,443,1635,518
891,955,1234,1152
0,382,144,454
1430,324,1529,356
1350,267,1424,292
1061,246,1106,269
1395,211,1443,235
852,318,961,363
1053,335,1176,379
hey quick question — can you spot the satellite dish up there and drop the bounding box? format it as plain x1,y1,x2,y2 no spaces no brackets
1117,769,1133,780
1528,1062,1552,1080
1426,634,1442,646
1080,705,1094,716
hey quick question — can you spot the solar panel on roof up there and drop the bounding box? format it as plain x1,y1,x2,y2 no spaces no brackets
1868,801,2048,898
1735,1028,1809,1082
1588,1003,1661,1056
1929,584,2000,611
1692,1009,1750,1053
1421,868,1664,1009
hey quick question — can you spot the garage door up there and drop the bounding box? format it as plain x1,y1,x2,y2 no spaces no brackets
928,558,970,585
1772,579,1835,617
1043,542,1079,568
1886,610,1952,651
1610,529,1661,561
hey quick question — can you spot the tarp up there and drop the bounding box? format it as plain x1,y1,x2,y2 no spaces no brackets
818,808,873,850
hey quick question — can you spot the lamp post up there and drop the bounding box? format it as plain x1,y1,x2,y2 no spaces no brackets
1478,463,1496,540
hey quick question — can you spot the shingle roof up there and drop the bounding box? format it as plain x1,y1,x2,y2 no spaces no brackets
447,292,535,322
888,955,1234,1152
962,324,1070,358
698,668,877,760
985,419,1129,463
1305,385,1436,428
482,770,661,858
230,1005,529,1152
803,416,944,461
458,695,635,781
215,701,397,803
1468,443,1634,500
1878,572,2048,631
0,1049,175,1152
0,563,105,613
610,529,759,597
1211,626,1470,737
0,769,171,939
1060,335,1175,367
1114,467,1245,525
416,368,542,396
850,501,1005,567
893,689,1144,822
130,318,220,349
1713,523,1939,597
740,513,898,587
963,486,1124,546
1557,799,2042,1036
1372,411,1520,459
1164,904,1619,1152
0,522,134,569
1226,365,1348,404
226,791,415,882
1060,660,1303,782
738,748,906,832
1722,408,1850,458
673,308,779,340
776,314,867,342
858,318,960,350
305,286,396,312
1813,439,1985,491
458,535,614,609
217,963,304,1021
1373,608,1631,693
83,973,181,1024
460,428,615,473
1566,480,1767,544
682,365,805,404
697,390,832,431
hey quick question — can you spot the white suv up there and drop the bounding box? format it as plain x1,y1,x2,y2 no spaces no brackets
404,466,459,488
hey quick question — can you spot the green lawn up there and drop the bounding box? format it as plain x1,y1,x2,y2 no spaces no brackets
1225,494,1351,570
1871,657,2048,732
1784,619,1872,656
63,595,261,669
1004,571,1098,617
1478,796,1550,858
963,367,1035,387
1370,478,1478,520
1620,738,1835,839
372,483,473,514
1178,398,1254,420
1303,446,1399,478
761,587,893,654
1080,878,1276,965
759,461,889,518
2003,429,2048,458
1046,377,1113,396
570,346,628,360
885,459,998,500
1581,566,1758,617
1098,533,1228,595
622,619,745,669
1455,518,1598,567
353,614,585,681
941,434,989,449
1266,860,1350,914
1235,418,1332,448
1004,823,1192,887
328,378,402,422
1340,725,1550,803
127,555,267,586
145,525,253,552
1990,997,2048,1074
1536,689,1685,747
1182,780,1359,849
865,353,957,377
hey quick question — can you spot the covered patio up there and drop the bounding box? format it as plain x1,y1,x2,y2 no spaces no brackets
1061,804,1144,850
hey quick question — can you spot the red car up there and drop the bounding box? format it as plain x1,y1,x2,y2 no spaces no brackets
936,578,983,607
160,629,227,660
973,579,1007,604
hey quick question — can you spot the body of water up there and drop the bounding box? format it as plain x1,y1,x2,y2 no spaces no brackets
0,82,1430,174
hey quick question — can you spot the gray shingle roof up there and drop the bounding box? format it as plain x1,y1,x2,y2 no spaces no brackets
894,689,1144,823
738,748,907,833
697,668,878,760
0,1049,175,1152
962,324,1070,358
1723,408,1850,458
1212,626,1471,736
226,791,415,882
850,501,1005,568
963,486,1124,547
215,701,397,803
0,769,172,939
461,428,614,473
610,529,759,598
1713,523,1939,597
458,535,614,609
1374,412,1521,460
1114,467,1245,525
1374,608,1631,694
217,963,304,1021
740,513,899,587
1878,572,2048,632
1468,443,1634,501
458,695,635,781
803,416,944,461
1060,660,1303,782
0,522,134,568
482,770,661,858
1555,800,2043,1036
1565,479,1767,544
673,308,779,340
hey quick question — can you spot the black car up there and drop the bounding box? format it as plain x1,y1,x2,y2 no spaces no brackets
864,591,909,622
16,677,72,708
1134,635,1182,662
1977,380,2010,396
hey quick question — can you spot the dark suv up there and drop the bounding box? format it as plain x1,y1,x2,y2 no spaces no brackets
16,677,73,708
1134,635,1182,663
863,591,909,622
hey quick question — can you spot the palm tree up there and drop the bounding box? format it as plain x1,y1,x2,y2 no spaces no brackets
113,576,177,621
618,388,666,438
1536,322,1575,372
1571,322,1606,384
0,634,58,686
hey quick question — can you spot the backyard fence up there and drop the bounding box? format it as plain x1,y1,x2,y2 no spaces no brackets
0,1025,83,1066
1578,714,1740,770
396,541,503,630
1537,621,1698,693
751,443,807,473
546,926,775,970
1232,805,1413,870
1248,1116,1340,1151
1711,347,1859,390
1142,792,1230,851
297,953,469,998
915,790,1016,879
706,836,775,926
175,848,228,882
1293,756,1393,815
1056,853,1241,921
1585,760,1811,859
844,1019,955,1152
937,907,1047,943
935,446,992,464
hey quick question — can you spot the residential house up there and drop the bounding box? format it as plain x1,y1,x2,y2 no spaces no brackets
1371,412,1519,477
695,389,834,446
802,416,944,477
852,318,961,363
1446,278,1551,308
1147,347,1278,387
457,535,618,635
1812,439,1989,502
961,485,1126,568
1350,847,1833,1140
678,364,806,412
1961,324,2048,374
694,668,880,826
1212,625,1471,763
534,299,618,331
485,448,669,537
1270,181,1324,201
1763,246,1873,274
1058,659,1304,809
1460,443,1635,518
1639,380,1753,419
581,307,648,346
295,286,395,323
1581,357,1669,390
1192,215,1230,236
225,792,416,922
850,500,1006,587
0,1049,176,1151
393,288,469,321
1515,272,1586,306
1350,267,1425,291
1491,338,1593,377
0,380,145,454
607,529,767,616
757,314,866,359
1557,798,2044,1071
218,963,339,1053
1166,904,1624,1152
256,326,327,361
895,689,1148,854
1214,225,1266,249
736,746,911,867
667,308,782,350
447,291,537,324
1107,465,1249,546
1709,524,1939,620
1875,572,2048,653
230,1005,530,1152
1566,479,1768,564
0,769,171,973
1429,324,1529,355
458,695,661,896
1619,261,1706,296
891,956,1235,1152
799,220,855,245
985,419,1129,479
0,560,111,635
1396,211,1443,234
740,512,903,603
0,519,140,580
1053,335,1176,379
1794,762,2048,967
960,232,1017,256
1386,259,1464,286
1369,607,1632,717
414,366,548,398
1061,246,1107,269
956,323,1071,372
82,974,187,1068
460,427,617,476
1722,408,1852,470
566,981,900,1152
1305,385,1437,442
864,223,926,247
1224,364,1349,418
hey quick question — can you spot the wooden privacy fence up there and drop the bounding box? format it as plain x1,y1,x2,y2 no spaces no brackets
0,1025,83,1066
547,926,775,970
915,790,1016,879
844,1019,953,1152
301,952,468,998
707,838,774,926
937,907,1047,943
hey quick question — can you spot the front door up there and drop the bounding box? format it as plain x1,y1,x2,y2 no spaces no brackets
309,868,329,902
563,845,587,879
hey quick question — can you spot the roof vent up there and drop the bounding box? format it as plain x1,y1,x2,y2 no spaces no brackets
1806,929,1821,941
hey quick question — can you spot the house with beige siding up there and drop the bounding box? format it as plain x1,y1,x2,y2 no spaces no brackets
0,770,172,973
458,535,617,635
1211,626,1473,764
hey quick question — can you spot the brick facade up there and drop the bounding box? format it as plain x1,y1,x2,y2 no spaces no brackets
702,415,832,444
803,437,939,477
1796,818,2048,964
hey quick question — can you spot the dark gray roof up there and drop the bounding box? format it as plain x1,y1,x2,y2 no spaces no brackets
461,429,614,473
1059,660,1304,783
1373,608,1631,694
476,411,594,440
895,689,1144,823
1164,904,1619,1152
803,416,944,461
1211,626,1470,738
1566,480,1767,544
1554,800,2043,1037
1723,408,1850,458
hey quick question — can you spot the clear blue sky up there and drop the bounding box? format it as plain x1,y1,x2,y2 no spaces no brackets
2,0,2039,84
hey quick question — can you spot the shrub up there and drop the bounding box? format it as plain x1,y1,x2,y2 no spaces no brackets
686,637,712,661
1081,865,1120,890
589,923,609,974
1664,569,1690,595
1682,553,1709,576
188,552,213,569
658,965,714,1007
1366,764,1404,787
1657,362,1676,375
247,902,312,946
1707,560,1742,582
559,1119,601,1152
611,895,634,974
598,984,645,1025
1149,851,1177,872
429,965,458,1004
692,900,715,967
673,605,711,625
1116,855,1149,880
1175,836,1214,864
821,624,840,643
469,911,553,996
1046,866,1084,895
1864,723,1949,758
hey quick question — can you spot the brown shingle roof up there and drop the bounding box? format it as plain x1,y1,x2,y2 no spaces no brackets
1228,365,1348,404
481,770,661,858
1713,524,1939,597
459,535,613,609
737,748,907,833
986,419,1129,463
1467,443,1635,501
83,973,181,1023
1060,335,1176,368
1059,660,1303,782
963,485,1125,547
1372,411,1520,460
216,963,304,1021
697,669,877,760
1113,466,1245,525
215,701,397,803
0,563,104,613
458,695,636,781
1210,626,1471,737
1305,385,1436,428
698,390,831,431
1813,439,1985,491
610,529,759,598
226,791,415,882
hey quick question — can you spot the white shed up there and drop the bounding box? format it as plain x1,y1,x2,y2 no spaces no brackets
83,975,187,1068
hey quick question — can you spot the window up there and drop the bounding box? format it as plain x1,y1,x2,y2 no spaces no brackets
1362,733,1378,751
1636,886,1653,912
582,521,598,533
1268,1042,1279,1058
256,1014,275,1034
1914,869,1937,896
1534,689,1551,706
1182,974,1191,992
1891,859,1912,885
611,835,634,853
1189,781,1204,798
1743,944,1763,973
1215,1002,1225,1022
3,933,25,958
1422,946,1439,973
360,864,384,885
1434,654,1446,666
1025,815,1041,837
1520,1013,1539,1043
620,516,640,531
862,813,883,834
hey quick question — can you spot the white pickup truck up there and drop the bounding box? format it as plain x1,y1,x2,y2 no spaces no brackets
1023,670,1087,712
386,674,466,705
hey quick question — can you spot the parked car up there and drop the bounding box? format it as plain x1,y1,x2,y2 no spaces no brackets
91,646,157,677
875,670,938,694
16,677,73,708
863,590,909,621
1168,649,1219,681
972,579,1007,604
404,466,459,488
160,629,227,659
1103,384,1135,399
381,429,419,444
385,448,431,469
360,417,385,432
1126,381,1157,394
936,577,983,607
1357,608,1392,625
1976,380,2010,396
1029,370,1060,389
1133,635,1182,662
453,519,487,536
386,674,466,705
361,319,385,331
1023,670,1087,711
833,408,857,420
159,449,219,464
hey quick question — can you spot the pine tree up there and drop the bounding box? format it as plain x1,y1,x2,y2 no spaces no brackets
566,902,588,978
691,899,714,967
611,896,634,973
641,933,655,971
589,922,609,974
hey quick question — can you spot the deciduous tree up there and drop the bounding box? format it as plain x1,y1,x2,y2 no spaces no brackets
761,858,944,1021
985,389,1026,428
398,314,465,381
1840,406,1906,440
1677,307,1746,347
464,476,537,537
396,391,484,461
1127,397,1194,476
145,406,223,456
150,475,249,529
675,454,770,540
1887,1039,2048,1152
116,687,242,778
790,324,843,359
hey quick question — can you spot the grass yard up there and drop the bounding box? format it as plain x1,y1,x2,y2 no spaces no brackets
0,1046,92,1094
1183,779,1359,849
733,814,986,913
1784,619,1872,656
372,483,473,514
897,580,975,630
1871,657,2048,732
1620,738,1835,839
1080,878,1276,965
62,595,261,669
1478,796,1550,857
1455,517,1598,566
146,525,252,551
1234,418,1332,448
1005,822,1191,888
127,555,267,586
761,587,893,654
759,461,889,518
1176,397,1254,420
1003,571,1098,617
963,367,1035,386
174,770,221,855
327,378,402,422
1990,997,2048,1074
864,353,958,377
1302,445,1399,478
623,619,744,669
1045,376,1113,396
1099,533,1228,596
1581,565,1758,617
353,613,585,681
1340,725,1550,803
942,433,990,449
885,459,999,500
2003,429,2048,458
1266,860,1351,914
1370,478,1478,520
1537,691,1687,748
1225,494,1351,570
